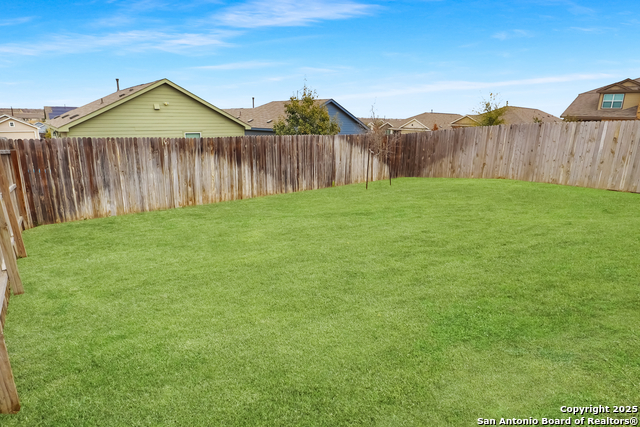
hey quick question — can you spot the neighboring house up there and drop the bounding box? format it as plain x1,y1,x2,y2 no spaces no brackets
49,79,250,138
224,99,369,135
34,122,49,136
44,106,77,121
561,78,640,121
365,118,408,135
360,112,464,134
0,115,40,139
451,106,562,128
0,108,45,123
360,107,559,134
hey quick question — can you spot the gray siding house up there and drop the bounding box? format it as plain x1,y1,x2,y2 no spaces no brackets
224,99,368,135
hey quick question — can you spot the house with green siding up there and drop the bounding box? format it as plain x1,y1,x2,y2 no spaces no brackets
49,79,250,138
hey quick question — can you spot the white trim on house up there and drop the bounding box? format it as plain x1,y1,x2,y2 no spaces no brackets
0,115,40,129
398,118,430,131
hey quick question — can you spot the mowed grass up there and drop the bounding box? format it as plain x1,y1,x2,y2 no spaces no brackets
3,178,640,426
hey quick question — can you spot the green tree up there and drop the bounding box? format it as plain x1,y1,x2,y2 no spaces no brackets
474,93,507,126
273,85,340,135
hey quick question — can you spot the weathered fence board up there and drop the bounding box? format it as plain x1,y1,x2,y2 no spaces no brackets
4,120,640,226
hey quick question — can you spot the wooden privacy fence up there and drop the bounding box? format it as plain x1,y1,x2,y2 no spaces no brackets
3,120,640,228
392,120,640,192
3,135,386,226
0,158,26,414
0,120,639,412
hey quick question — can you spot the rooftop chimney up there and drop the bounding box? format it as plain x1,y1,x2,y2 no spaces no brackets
252,97,255,108
116,78,120,91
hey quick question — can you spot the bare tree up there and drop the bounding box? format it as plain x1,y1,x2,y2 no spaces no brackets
365,106,400,189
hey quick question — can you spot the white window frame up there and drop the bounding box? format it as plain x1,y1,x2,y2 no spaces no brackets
184,132,201,139
9,122,15,127
602,94,624,109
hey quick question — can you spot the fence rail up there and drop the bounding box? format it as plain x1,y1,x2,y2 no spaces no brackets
3,120,640,227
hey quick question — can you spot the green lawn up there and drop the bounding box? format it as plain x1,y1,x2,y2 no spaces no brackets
3,178,640,426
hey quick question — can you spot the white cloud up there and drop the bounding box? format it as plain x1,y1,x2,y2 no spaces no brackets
0,30,237,56
340,73,615,100
92,14,137,28
526,0,595,16
299,66,344,73
569,27,615,33
195,61,282,70
218,0,375,28
0,17,34,26
492,29,534,40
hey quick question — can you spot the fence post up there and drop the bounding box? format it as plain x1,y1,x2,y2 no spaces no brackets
0,196,23,295
0,160,27,258
0,269,20,414
9,149,32,230
0,162,25,413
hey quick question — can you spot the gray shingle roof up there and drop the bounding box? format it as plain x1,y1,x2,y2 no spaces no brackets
561,78,640,120
225,99,335,129
48,80,161,129
45,106,78,121
0,108,44,121
224,99,366,130
404,112,464,130
496,106,562,124
360,107,558,131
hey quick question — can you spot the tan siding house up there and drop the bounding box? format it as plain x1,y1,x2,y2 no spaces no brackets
358,113,465,134
50,79,249,138
561,78,640,121
451,106,561,128
0,115,40,139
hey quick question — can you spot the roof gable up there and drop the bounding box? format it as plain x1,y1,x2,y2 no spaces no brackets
323,99,368,130
596,78,640,94
404,112,464,130
0,115,40,129
50,79,250,132
450,115,479,125
225,98,366,132
399,118,429,130
562,78,640,119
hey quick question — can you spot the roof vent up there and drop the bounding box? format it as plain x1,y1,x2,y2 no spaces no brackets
267,119,272,123
119,94,125,97
61,114,69,118
70,114,79,119
247,119,253,122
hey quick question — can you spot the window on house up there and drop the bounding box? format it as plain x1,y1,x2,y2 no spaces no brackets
9,122,15,127
602,94,624,109
185,132,201,138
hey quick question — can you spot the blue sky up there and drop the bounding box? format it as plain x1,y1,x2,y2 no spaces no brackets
1,0,639,119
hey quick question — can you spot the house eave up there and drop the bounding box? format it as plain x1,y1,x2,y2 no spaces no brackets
54,79,252,131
